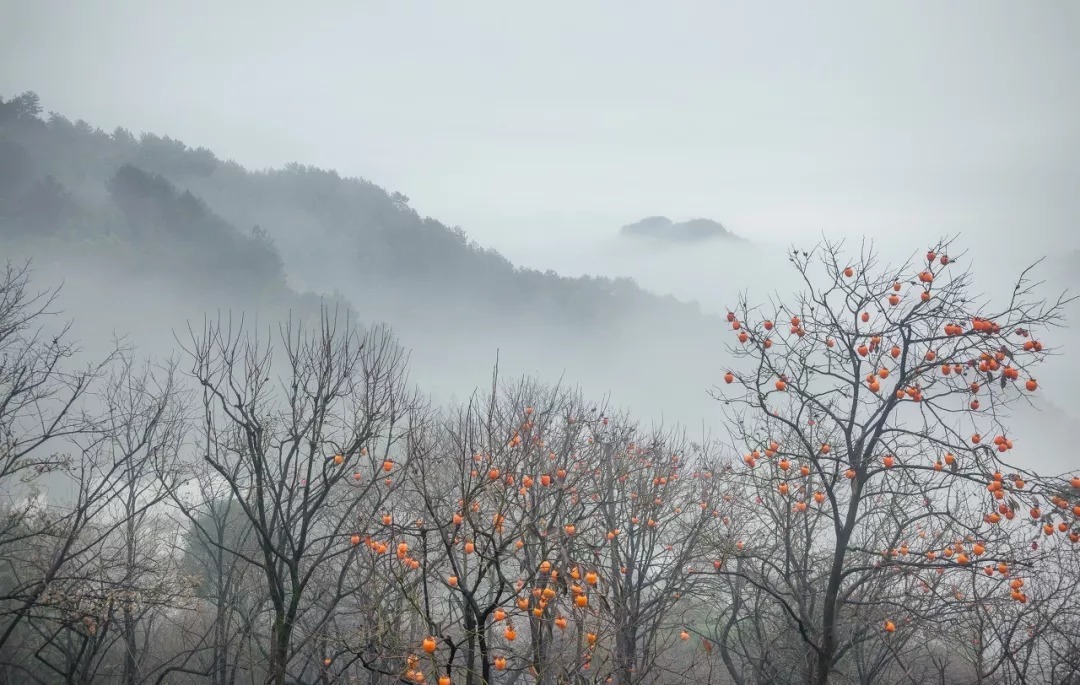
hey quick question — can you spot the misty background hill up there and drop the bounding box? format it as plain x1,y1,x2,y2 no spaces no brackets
0,91,735,427
620,216,743,243
2,90,1078,469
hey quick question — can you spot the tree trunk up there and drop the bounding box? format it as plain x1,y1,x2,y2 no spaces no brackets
816,480,862,685
214,600,229,685
123,605,139,685
614,620,636,685
464,610,477,685
478,618,492,685
269,614,292,685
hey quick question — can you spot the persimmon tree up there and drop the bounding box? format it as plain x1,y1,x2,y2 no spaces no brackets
354,376,728,685
582,424,725,685
940,513,1080,684
707,240,1074,685
379,379,599,685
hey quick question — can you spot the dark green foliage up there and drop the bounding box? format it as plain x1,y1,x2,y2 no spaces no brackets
0,92,42,121
104,164,285,294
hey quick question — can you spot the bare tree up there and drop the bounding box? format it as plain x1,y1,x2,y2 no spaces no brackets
0,263,184,684
0,260,110,653
176,310,415,685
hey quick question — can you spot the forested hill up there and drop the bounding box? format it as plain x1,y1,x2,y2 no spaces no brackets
0,91,702,327
0,90,726,423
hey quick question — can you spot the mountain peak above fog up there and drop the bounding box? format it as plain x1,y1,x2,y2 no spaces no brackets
620,216,743,243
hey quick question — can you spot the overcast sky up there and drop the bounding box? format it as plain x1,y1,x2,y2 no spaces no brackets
3,0,1078,267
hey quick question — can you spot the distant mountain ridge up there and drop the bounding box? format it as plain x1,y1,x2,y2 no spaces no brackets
0,90,733,428
620,216,742,243
0,90,708,331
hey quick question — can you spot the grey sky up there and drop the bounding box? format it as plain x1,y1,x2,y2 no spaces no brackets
3,0,1079,268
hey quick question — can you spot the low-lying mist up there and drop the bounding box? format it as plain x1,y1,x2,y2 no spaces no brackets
12,236,1079,479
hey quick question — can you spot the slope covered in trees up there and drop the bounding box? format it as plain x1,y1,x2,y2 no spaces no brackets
0,90,700,327
0,90,730,425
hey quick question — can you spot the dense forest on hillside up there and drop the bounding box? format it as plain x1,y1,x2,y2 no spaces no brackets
0,90,735,429
0,90,700,328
